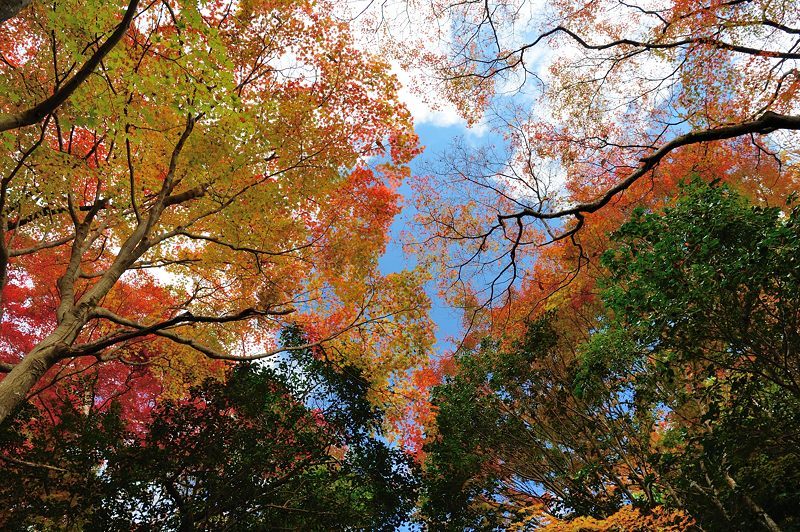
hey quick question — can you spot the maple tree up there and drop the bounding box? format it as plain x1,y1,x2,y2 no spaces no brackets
0,0,433,424
360,1,800,528
0,1,31,26
537,505,694,531
3,0,800,527
376,0,800,312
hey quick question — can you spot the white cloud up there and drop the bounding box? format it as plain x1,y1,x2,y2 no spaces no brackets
391,66,464,128
338,0,491,135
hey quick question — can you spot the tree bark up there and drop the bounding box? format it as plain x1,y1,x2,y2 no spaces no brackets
0,0,31,25
723,471,782,532
0,318,84,423
0,343,59,423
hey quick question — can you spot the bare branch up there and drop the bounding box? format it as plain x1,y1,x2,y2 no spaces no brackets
508,112,800,224
178,231,313,257
0,454,68,473
77,303,411,363
9,234,74,257
462,24,800,81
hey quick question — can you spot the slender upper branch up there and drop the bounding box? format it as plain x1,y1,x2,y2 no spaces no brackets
461,23,800,80
74,302,412,363
73,305,296,357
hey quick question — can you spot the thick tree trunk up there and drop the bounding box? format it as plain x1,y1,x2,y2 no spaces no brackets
0,344,58,423
0,318,84,424
0,0,31,25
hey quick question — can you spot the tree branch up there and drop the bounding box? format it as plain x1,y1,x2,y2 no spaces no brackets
0,0,32,25
0,0,140,132
468,24,800,80
510,112,800,224
75,303,409,363
178,231,313,256
9,234,74,256
0,453,68,473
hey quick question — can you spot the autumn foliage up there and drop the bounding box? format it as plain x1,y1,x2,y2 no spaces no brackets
0,0,435,428
2,0,800,529
538,505,694,531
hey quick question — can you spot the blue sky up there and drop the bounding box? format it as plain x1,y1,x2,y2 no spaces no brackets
379,121,494,353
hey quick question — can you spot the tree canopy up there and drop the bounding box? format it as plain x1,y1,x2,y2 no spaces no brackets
1,328,419,530
0,0,433,425
2,0,800,529
420,181,800,530
399,0,800,314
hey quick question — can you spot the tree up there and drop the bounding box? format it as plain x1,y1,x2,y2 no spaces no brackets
420,181,800,530
0,0,433,424
0,329,419,530
384,0,800,311
537,505,693,531
0,0,32,26
588,180,800,531
601,179,800,396
421,315,660,529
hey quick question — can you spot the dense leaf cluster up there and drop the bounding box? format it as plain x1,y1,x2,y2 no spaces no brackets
0,331,418,530
422,181,800,530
